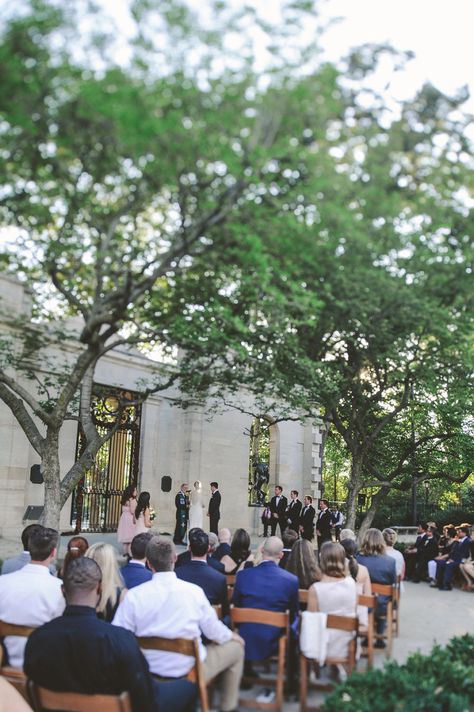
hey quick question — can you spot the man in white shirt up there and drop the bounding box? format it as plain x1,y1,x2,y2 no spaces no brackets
0,527,64,668
113,536,244,712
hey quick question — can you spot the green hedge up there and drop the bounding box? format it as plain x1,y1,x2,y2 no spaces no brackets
322,635,474,712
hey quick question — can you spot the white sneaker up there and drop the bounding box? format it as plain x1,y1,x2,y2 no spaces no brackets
256,689,275,703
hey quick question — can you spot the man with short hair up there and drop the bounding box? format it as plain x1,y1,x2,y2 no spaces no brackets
404,523,428,580
285,490,302,532
176,528,225,573
330,505,345,541
280,528,299,569
232,536,299,664
0,527,64,668
176,529,228,614
174,483,189,545
24,557,196,712
270,486,288,536
1,523,55,575
121,532,153,589
299,496,316,541
208,482,221,535
213,528,232,561
113,536,244,712
315,498,332,549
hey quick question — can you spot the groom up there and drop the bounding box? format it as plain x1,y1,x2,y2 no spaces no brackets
207,482,221,535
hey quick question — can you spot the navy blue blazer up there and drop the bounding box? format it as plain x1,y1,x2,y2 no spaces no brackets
450,537,472,563
175,560,228,613
232,560,299,661
176,550,225,573
121,561,153,589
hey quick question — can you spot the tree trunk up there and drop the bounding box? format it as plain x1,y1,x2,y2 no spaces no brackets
39,429,62,529
357,485,389,542
345,457,362,531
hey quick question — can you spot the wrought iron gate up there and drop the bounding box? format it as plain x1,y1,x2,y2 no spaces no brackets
71,386,142,533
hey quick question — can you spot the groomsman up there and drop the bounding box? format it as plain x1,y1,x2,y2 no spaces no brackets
299,496,316,541
285,490,302,531
316,498,332,549
207,482,221,535
270,486,288,536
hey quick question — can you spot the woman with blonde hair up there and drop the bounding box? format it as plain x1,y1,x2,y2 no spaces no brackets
85,543,127,622
286,539,321,590
307,542,357,662
356,528,396,647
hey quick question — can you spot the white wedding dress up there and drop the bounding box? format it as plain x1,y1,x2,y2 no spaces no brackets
188,488,204,530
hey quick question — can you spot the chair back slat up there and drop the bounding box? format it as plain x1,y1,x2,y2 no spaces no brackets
358,594,375,608
371,583,394,597
28,682,131,712
326,614,358,633
0,620,36,638
225,575,236,587
135,636,196,655
230,607,289,628
299,589,309,605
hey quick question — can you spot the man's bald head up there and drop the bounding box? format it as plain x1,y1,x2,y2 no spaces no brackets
262,536,284,561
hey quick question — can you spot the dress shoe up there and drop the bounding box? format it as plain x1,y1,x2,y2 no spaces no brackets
440,585,452,591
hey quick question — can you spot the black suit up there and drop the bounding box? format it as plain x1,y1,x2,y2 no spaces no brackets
270,494,288,536
175,560,228,615
299,505,316,541
285,499,302,531
316,508,332,549
208,490,221,534
24,605,196,712
175,550,225,573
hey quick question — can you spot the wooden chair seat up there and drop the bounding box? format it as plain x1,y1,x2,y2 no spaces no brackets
28,682,131,711
136,635,208,712
299,614,358,712
230,606,289,712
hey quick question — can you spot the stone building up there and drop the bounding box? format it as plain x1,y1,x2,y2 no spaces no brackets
0,274,323,546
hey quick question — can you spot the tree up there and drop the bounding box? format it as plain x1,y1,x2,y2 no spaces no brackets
0,0,343,528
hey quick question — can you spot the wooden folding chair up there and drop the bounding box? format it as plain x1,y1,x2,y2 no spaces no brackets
392,575,401,637
230,606,289,712
0,620,36,701
299,614,358,712
371,583,395,658
27,681,131,712
357,593,375,669
299,589,309,607
136,635,209,712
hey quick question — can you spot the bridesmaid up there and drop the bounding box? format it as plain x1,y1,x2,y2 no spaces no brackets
134,491,152,534
117,484,137,556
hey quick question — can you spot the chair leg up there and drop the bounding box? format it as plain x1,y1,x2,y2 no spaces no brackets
300,654,308,712
275,636,286,712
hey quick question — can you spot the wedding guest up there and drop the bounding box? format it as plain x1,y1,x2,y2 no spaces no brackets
117,484,138,556
285,538,321,589
85,542,127,621
220,529,254,574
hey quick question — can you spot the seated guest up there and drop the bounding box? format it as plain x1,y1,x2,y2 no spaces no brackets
113,536,244,712
85,542,127,621
459,537,474,590
0,527,64,668
232,536,299,666
213,528,232,561
1,524,55,576
285,538,321,589
280,528,299,569
356,528,396,647
208,532,219,558
434,525,472,591
307,542,357,667
176,529,228,614
59,536,89,579
121,533,153,589
382,528,405,579
412,525,438,582
404,523,428,580
340,538,372,596
221,528,254,574
428,526,457,582
24,557,196,712
340,528,356,542
176,528,225,573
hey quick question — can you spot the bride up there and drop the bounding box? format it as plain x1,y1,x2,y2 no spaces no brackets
188,481,205,530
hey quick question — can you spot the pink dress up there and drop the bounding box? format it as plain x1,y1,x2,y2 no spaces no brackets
134,509,150,535
117,499,136,544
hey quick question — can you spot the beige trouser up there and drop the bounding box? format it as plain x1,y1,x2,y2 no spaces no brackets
203,640,244,712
